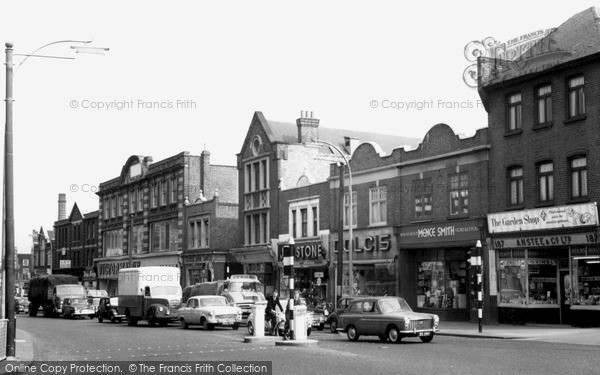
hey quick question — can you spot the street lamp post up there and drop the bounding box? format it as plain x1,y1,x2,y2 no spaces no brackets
311,139,353,297
3,40,107,358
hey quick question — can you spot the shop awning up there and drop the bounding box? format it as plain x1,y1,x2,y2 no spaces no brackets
230,247,277,264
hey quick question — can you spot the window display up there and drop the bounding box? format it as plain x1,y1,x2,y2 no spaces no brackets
342,263,395,297
571,255,600,307
416,249,467,310
498,250,558,307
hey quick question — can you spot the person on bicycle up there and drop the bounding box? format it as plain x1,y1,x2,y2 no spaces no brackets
266,290,283,335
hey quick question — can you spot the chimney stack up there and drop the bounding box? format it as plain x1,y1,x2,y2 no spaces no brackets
58,193,66,220
296,110,320,144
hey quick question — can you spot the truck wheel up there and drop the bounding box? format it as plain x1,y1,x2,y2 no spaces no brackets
232,323,240,330
110,313,116,324
148,315,157,327
98,316,104,323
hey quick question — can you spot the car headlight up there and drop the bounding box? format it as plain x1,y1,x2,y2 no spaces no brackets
404,317,411,330
433,315,439,326
158,307,163,312
209,310,215,317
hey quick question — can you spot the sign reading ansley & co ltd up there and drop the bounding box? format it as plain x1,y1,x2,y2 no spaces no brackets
487,203,598,234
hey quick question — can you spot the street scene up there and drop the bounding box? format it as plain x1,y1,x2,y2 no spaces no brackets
2,1,600,375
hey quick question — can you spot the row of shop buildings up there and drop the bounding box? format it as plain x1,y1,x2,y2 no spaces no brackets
33,8,600,325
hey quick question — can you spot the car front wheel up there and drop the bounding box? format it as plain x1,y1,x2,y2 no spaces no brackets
98,316,103,323
387,326,401,344
232,323,240,330
346,326,359,341
420,333,434,343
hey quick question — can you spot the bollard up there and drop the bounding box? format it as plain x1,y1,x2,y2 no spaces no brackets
252,303,265,337
293,305,307,341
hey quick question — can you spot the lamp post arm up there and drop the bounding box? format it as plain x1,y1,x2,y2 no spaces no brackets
16,39,92,69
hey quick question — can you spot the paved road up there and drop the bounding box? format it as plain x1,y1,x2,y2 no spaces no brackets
14,315,600,375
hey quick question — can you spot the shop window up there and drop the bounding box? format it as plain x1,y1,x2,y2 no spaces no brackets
498,250,558,307
416,250,468,310
570,254,600,307
342,264,396,297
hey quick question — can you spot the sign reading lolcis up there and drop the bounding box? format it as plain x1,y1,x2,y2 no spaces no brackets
487,203,598,234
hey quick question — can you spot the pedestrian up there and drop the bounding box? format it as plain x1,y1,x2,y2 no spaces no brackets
265,291,283,335
284,289,304,339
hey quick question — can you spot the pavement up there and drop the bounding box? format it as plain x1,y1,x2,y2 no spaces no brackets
5,322,599,363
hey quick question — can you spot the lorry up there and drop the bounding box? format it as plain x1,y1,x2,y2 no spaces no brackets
27,274,85,317
181,274,265,323
118,266,182,327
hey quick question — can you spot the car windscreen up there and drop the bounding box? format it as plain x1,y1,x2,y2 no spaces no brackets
200,298,227,307
71,298,88,305
228,281,262,293
378,298,412,313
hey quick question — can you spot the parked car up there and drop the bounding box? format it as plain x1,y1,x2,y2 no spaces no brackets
97,297,125,323
62,297,95,319
301,298,326,331
177,295,242,330
326,297,356,333
337,296,439,343
14,297,29,314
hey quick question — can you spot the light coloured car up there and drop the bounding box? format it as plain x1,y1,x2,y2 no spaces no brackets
62,297,95,319
338,296,439,343
178,295,242,330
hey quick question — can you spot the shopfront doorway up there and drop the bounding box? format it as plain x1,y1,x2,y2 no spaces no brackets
559,269,572,324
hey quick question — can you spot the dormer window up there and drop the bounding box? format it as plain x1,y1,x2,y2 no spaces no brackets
129,163,142,179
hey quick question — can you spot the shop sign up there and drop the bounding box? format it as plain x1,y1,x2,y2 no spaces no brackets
492,232,599,249
83,270,97,279
278,240,326,262
98,261,141,278
487,203,598,234
59,260,71,269
333,234,392,253
399,220,481,245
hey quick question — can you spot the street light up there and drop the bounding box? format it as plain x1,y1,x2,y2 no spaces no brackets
3,40,107,358
311,139,353,297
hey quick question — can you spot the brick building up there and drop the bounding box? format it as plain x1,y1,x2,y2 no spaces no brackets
183,190,240,286
233,110,418,298
15,253,32,297
53,196,99,288
96,151,237,295
326,123,490,322
479,7,600,324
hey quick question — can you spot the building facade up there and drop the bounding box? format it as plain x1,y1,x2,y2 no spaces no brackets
53,200,99,288
15,253,32,297
233,111,418,298
96,151,237,295
31,227,53,277
479,7,600,324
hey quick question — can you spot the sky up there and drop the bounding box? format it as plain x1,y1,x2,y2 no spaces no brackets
0,1,597,255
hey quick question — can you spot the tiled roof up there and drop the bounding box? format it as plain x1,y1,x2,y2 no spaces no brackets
261,116,420,156
480,7,600,87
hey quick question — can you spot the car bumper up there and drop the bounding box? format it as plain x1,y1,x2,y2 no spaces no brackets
72,309,95,316
206,317,242,326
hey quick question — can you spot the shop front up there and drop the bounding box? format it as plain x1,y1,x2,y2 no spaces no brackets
182,251,228,287
230,246,276,296
96,254,180,296
277,238,328,303
488,203,600,325
398,219,487,322
329,227,397,302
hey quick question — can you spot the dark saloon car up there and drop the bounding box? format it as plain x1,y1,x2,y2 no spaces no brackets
97,297,125,323
326,297,356,333
337,296,439,343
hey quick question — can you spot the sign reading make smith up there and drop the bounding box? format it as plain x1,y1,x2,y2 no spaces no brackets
487,203,598,234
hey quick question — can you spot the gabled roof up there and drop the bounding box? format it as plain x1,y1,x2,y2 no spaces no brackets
480,7,600,88
259,114,420,156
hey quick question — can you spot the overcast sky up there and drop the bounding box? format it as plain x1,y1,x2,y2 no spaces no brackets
0,1,596,254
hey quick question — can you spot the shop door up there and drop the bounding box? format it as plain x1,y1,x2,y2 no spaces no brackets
558,270,571,324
